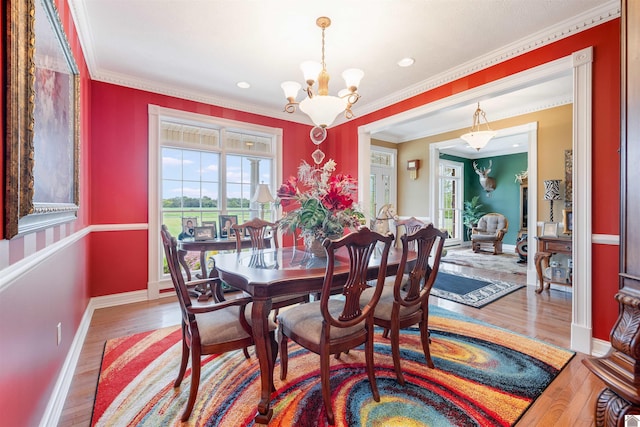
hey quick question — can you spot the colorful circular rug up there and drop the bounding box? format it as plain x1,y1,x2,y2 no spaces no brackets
91,306,573,426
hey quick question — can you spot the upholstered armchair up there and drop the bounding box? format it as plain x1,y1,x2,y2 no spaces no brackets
471,213,508,255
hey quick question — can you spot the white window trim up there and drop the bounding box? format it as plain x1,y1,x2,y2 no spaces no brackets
147,105,283,298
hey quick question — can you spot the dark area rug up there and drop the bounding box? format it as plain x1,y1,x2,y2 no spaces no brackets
432,271,525,308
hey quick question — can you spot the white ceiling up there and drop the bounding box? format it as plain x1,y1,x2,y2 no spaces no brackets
68,0,619,150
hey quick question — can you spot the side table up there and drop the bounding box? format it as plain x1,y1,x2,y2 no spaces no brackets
534,236,572,293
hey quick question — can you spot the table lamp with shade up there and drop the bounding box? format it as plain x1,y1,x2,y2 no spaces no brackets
543,179,562,222
252,183,275,219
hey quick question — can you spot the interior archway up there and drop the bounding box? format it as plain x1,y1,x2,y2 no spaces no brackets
357,48,593,353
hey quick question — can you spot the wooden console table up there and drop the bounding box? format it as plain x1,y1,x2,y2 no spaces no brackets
534,236,572,293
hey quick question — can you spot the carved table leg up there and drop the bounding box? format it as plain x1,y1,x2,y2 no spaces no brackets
196,250,211,301
534,251,551,293
251,297,275,424
177,249,192,281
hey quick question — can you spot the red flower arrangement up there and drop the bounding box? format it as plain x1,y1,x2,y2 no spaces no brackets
278,159,364,246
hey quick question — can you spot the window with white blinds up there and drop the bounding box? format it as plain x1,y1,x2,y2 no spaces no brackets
159,120,275,240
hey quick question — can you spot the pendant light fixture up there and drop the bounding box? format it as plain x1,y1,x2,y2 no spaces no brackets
460,102,497,150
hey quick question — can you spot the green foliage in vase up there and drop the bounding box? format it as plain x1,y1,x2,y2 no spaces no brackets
277,159,364,247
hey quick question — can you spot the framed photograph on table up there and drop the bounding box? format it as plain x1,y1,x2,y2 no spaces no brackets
219,215,237,238
5,0,80,238
194,226,216,241
181,217,197,239
202,221,217,237
562,209,573,234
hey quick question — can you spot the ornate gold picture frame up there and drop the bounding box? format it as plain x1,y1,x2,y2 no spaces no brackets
5,0,80,238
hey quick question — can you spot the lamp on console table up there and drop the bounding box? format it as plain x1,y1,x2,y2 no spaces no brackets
543,179,562,222
252,183,275,220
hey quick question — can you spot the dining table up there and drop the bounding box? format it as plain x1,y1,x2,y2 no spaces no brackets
213,245,413,424
178,237,270,301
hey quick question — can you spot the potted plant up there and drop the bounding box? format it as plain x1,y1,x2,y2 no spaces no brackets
463,196,485,240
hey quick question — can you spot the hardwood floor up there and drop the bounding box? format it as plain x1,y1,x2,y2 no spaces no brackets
58,257,604,426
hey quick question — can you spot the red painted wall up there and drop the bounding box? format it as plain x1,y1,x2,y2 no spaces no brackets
88,82,317,295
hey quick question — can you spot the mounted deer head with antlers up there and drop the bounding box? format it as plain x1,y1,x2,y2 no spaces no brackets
473,160,496,193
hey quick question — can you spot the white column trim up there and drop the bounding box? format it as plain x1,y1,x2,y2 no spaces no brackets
570,46,593,354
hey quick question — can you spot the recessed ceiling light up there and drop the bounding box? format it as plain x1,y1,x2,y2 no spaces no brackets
397,57,415,67
237,81,250,89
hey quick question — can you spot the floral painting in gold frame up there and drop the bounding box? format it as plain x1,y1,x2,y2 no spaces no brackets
4,0,80,238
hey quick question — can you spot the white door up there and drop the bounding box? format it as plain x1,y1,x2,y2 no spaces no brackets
369,148,397,221
437,160,463,245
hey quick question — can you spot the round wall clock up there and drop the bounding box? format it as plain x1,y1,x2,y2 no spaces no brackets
310,126,327,145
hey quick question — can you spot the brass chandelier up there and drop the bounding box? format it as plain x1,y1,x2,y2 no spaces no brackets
281,16,363,128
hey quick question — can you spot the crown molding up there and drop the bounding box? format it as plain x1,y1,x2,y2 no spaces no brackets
356,0,620,119
69,1,619,126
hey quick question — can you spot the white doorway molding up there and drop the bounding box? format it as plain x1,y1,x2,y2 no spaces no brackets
358,46,593,354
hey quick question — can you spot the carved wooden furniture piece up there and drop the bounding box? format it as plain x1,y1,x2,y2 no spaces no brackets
582,2,640,425
277,228,394,425
178,237,268,281
582,293,640,425
160,225,277,421
232,217,279,251
534,236,573,293
213,243,411,423
232,218,310,318
178,236,269,301
362,224,446,385
471,213,508,254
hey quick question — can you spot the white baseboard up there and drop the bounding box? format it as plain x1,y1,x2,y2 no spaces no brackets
40,290,149,427
39,302,94,427
90,290,149,310
591,337,611,357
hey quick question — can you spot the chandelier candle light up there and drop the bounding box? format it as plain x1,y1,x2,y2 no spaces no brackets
460,102,497,151
281,17,363,128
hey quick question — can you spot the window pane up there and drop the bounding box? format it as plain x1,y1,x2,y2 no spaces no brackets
183,181,201,207
259,160,272,185
201,182,218,208
226,155,242,183
162,179,182,207
162,147,182,180
201,152,219,182
182,150,201,181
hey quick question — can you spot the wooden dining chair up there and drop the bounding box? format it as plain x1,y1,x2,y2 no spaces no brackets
231,217,279,250
277,227,394,425
160,225,278,421
231,217,310,317
361,223,447,385
394,216,427,249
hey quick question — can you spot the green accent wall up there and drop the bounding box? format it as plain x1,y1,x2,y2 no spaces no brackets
441,152,528,245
